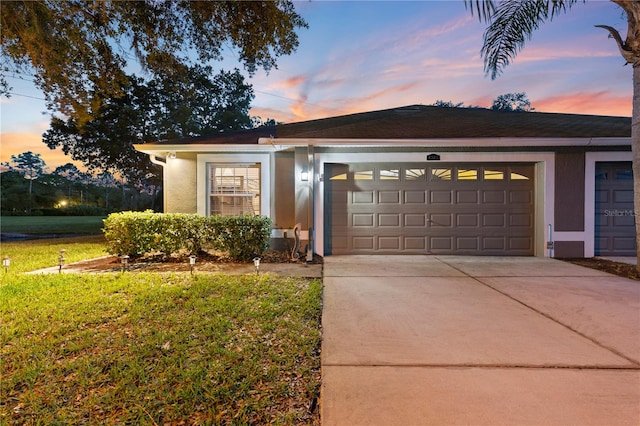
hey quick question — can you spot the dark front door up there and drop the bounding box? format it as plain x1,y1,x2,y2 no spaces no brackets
595,162,636,256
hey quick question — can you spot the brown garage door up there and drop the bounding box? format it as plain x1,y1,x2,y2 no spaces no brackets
595,162,635,256
325,163,535,255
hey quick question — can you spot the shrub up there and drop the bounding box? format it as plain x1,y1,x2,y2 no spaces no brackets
207,215,273,261
103,211,272,261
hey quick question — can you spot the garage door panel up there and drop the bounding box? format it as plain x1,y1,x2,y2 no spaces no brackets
483,190,506,204
430,237,453,251
353,191,374,204
379,237,400,250
405,191,426,204
483,213,506,227
456,191,478,204
483,237,506,250
353,237,375,250
378,191,401,204
509,214,532,227
509,237,533,251
405,237,426,250
613,215,634,227
405,214,426,227
509,190,532,204
456,214,479,227
430,214,453,227
326,163,535,255
613,189,633,203
379,214,401,227
430,191,453,204
352,213,374,227
457,237,479,250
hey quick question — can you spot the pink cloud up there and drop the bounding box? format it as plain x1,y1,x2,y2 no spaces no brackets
534,91,631,116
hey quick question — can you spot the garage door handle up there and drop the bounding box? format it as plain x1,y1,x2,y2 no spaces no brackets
426,219,433,223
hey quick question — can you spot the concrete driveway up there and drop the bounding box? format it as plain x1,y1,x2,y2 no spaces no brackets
321,256,640,425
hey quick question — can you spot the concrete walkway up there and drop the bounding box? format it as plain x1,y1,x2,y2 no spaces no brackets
321,256,640,425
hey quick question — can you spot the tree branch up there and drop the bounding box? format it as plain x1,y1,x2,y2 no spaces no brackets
595,24,636,65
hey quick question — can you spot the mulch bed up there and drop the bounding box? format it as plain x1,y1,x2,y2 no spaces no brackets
66,249,323,275
563,257,640,281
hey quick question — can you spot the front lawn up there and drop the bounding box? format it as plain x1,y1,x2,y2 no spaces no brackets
0,239,322,424
0,216,106,235
0,235,107,274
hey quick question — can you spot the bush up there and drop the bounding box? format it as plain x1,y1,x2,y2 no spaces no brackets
103,211,272,261
207,215,273,261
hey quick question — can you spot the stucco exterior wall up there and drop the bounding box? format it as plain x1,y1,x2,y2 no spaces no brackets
272,151,295,229
164,153,198,213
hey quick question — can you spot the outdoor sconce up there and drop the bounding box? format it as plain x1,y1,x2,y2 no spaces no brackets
58,249,66,273
167,151,177,159
300,169,309,182
253,257,261,275
3,256,10,273
121,255,129,272
189,255,197,274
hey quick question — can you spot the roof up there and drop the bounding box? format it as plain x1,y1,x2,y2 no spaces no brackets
277,105,631,139
137,105,631,146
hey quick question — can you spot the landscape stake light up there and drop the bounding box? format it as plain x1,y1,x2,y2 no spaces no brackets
121,255,129,272
189,255,197,274
3,256,10,273
58,249,66,273
253,257,261,275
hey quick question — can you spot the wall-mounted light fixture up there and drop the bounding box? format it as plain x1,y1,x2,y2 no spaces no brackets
168,151,177,159
300,169,309,181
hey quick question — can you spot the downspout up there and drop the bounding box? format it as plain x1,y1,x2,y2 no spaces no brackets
307,145,315,262
148,154,167,167
148,154,167,212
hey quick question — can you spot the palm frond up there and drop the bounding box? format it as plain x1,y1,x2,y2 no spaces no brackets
480,0,582,79
464,0,496,21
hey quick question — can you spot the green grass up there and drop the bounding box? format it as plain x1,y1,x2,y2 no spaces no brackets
0,216,106,235
1,235,108,275
1,272,322,424
0,238,322,424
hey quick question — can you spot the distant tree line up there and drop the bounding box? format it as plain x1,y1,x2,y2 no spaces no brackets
2,151,159,216
431,92,534,112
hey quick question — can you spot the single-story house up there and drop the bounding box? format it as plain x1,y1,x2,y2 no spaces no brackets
134,105,633,259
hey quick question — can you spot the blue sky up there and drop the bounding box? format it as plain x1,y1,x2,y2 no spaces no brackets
0,0,632,170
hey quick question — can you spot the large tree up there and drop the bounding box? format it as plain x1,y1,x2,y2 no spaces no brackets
0,0,307,126
5,151,47,213
466,0,640,266
43,66,255,184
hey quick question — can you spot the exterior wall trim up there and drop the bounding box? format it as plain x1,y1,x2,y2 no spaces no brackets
584,152,633,258
196,153,272,217
313,151,555,257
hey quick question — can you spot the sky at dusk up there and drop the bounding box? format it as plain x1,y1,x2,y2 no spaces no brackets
0,0,633,171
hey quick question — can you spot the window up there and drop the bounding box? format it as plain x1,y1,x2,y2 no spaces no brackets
457,169,478,180
430,168,452,180
354,170,373,180
380,169,399,180
484,169,505,180
209,164,260,216
405,168,426,180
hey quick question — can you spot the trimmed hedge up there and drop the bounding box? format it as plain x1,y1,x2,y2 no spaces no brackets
103,211,272,261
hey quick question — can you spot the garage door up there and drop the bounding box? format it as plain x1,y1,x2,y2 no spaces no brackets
325,163,535,255
595,162,635,256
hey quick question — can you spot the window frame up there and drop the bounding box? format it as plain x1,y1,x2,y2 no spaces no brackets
197,153,271,217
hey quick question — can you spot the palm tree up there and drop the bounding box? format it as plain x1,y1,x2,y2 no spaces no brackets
466,0,640,269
